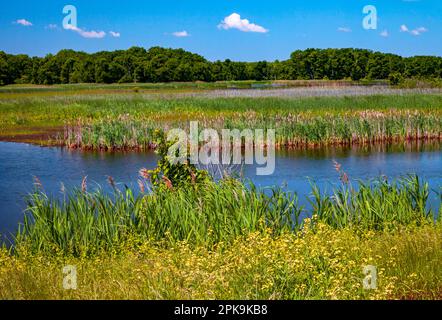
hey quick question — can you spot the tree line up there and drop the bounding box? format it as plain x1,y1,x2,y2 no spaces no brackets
0,47,441,86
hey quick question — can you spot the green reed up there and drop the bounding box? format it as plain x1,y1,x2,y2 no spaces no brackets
1,93,441,146
63,111,441,149
310,175,438,230
15,175,440,256
16,179,300,255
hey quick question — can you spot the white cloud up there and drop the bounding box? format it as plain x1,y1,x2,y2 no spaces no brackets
400,24,409,32
79,30,106,38
172,30,190,37
65,25,106,39
415,27,428,33
218,13,268,33
400,24,428,36
109,31,121,38
15,19,33,27
380,30,389,37
337,27,352,33
46,24,58,30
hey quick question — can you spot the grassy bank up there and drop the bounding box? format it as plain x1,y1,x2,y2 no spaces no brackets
1,173,440,299
0,84,441,299
1,89,441,148
15,176,440,255
2,222,441,300
63,109,441,150
0,80,382,95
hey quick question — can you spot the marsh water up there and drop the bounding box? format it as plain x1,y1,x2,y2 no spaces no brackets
0,141,441,238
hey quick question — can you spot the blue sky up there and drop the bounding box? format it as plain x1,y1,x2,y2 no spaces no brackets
1,0,441,61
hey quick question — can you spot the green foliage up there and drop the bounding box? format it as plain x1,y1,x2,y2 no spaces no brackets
3,222,442,299
309,175,437,231
17,179,299,255
2,92,440,148
15,174,439,256
147,129,211,191
0,47,441,86
389,72,404,86
64,102,442,150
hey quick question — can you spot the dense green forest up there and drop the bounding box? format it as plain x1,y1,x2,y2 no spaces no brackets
0,47,441,86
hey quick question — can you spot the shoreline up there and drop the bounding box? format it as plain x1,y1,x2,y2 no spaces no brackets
1,131,441,152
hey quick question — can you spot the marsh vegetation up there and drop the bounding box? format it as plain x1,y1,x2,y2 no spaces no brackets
0,82,441,300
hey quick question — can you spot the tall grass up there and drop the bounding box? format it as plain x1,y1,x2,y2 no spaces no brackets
310,175,436,230
3,222,441,300
1,92,441,148
16,175,440,256
63,116,160,150
17,179,300,255
63,111,442,150
3,222,442,300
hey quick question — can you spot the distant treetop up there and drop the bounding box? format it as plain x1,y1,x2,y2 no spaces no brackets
0,47,441,85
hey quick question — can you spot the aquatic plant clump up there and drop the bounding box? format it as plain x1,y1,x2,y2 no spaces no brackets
15,175,440,256
63,110,442,150
4,174,441,300
1,92,441,148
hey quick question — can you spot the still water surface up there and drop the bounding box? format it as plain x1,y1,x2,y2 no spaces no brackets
0,141,441,237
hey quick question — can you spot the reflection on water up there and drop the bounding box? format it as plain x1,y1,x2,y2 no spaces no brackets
278,140,442,158
0,141,441,236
